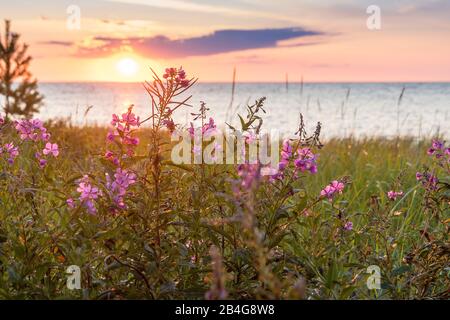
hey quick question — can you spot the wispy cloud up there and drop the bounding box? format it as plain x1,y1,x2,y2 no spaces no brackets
40,41,73,46
105,0,234,14
74,27,322,58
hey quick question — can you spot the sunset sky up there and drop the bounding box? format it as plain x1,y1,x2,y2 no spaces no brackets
2,0,450,82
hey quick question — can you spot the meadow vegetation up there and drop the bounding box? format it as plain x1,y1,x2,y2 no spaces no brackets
0,67,448,300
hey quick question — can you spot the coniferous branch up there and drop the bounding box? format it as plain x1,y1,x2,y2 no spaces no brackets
0,20,43,119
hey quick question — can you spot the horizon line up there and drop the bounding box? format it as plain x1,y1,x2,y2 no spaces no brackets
38,80,450,84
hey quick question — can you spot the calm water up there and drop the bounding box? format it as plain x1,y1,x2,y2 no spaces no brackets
36,82,450,139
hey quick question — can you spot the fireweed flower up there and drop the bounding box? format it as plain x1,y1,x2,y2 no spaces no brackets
11,119,58,167
2,143,19,164
236,163,261,190
281,140,293,160
343,221,353,231
416,172,423,181
122,135,140,146
121,111,140,127
14,119,50,142
294,148,318,174
187,123,195,137
43,142,59,157
106,130,116,142
76,175,101,214
268,140,292,182
269,140,318,182
103,108,140,209
106,168,137,208
320,180,345,201
163,67,190,88
107,107,140,164
320,185,336,200
202,118,217,137
432,139,444,150
426,139,450,167
330,180,345,193
112,168,136,191
162,118,176,133
77,176,101,200
387,190,403,200
111,114,120,126
188,117,217,138
163,67,177,79
105,150,114,159
34,152,47,168
416,171,439,190
105,150,120,166
66,198,75,208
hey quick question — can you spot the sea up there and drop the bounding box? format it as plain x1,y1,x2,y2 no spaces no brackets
34,82,450,139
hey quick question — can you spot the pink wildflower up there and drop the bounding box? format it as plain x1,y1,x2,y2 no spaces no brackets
162,119,176,133
320,180,345,201
105,150,114,159
3,143,19,164
163,66,190,87
330,180,345,193
177,68,186,80
187,118,217,139
281,140,293,161
106,130,116,142
35,152,47,168
179,79,190,87
320,185,335,199
432,139,444,150
107,108,140,166
416,171,438,190
66,198,75,208
294,148,317,174
14,119,49,142
427,140,448,167
43,142,59,157
112,168,136,191
237,163,261,189
121,111,140,127
268,140,292,182
343,221,353,231
387,190,403,200
77,177,100,200
106,169,137,209
188,123,195,137
111,114,120,126
163,67,177,79
203,118,217,137
76,175,101,214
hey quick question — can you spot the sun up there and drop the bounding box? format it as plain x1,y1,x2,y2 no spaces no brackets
116,58,139,77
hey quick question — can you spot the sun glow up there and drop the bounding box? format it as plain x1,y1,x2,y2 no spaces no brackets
116,58,139,77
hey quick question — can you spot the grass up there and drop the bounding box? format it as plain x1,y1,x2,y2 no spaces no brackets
0,120,447,300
